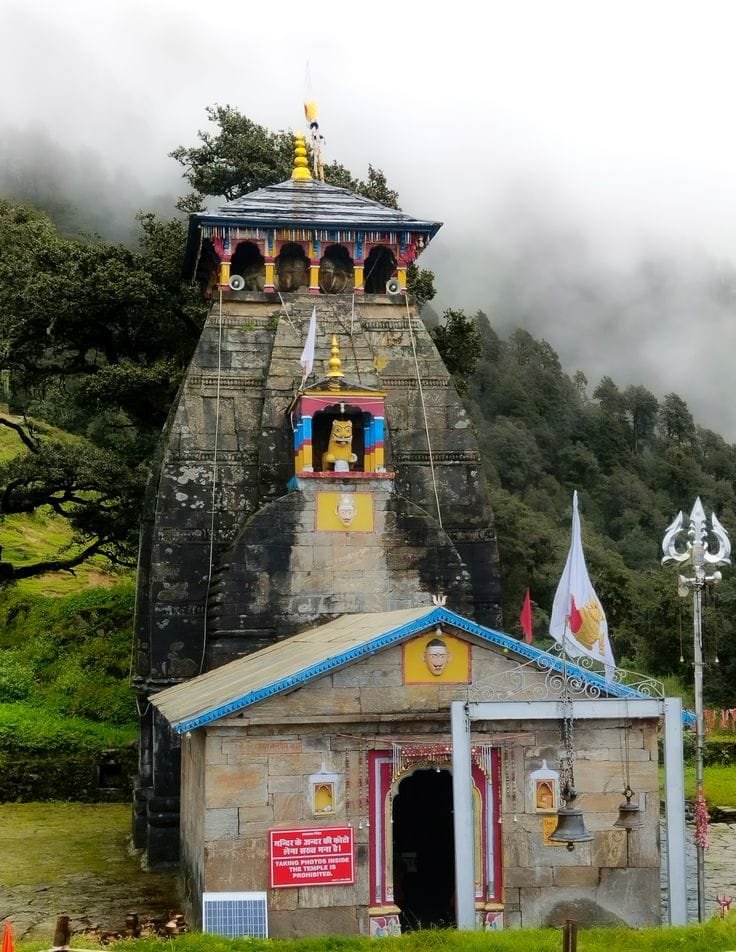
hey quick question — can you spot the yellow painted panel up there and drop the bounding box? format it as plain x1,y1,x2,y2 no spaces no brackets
397,267,407,288
220,261,231,285
403,630,471,684
354,265,364,289
316,492,374,532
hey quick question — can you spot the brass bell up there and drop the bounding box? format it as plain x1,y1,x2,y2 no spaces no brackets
613,786,644,830
548,787,594,851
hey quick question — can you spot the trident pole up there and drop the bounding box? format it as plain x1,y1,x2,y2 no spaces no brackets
662,497,731,921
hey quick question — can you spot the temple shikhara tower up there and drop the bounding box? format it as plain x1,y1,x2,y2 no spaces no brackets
135,120,667,938
134,131,503,861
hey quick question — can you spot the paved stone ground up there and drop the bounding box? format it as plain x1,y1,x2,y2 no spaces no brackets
661,821,736,921
0,803,180,941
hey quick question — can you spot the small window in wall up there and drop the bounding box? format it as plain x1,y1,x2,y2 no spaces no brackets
313,409,364,472
275,242,309,292
230,241,265,291
363,245,397,293
319,244,354,293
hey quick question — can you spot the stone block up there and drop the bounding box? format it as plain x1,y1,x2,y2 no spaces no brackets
272,792,306,823
269,905,359,938
553,866,600,887
204,808,239,840
504,866,553,887
204,835,269,891
590,829,628,868
300,733,332,751
205,737,227,765
597,867,661,926
269,887,298,911
222,737,297,761
206,764,268,808
260,688,360,718
297,885,357,909
359,685,439,714
268,774,304,795
268,752,326,776
237,804,275,836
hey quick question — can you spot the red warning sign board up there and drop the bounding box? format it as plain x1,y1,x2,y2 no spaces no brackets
269,827,355,888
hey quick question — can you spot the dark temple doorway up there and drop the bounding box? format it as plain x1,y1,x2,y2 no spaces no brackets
392,768,456,930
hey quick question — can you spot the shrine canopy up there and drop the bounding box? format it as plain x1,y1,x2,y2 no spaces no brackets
149,606,661,735
183,151,442,295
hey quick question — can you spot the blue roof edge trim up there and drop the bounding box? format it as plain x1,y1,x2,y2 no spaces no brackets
172,608,676,734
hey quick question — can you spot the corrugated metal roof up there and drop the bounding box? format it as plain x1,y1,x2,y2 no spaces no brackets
195,179,442,236
151,607,428,731
150,606,665,734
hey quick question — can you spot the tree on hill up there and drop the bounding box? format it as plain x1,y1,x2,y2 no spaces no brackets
464,319,736,704
0,200,206,581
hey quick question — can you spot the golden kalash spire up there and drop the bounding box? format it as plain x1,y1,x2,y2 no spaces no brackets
291,133,312,181
326,335,344,390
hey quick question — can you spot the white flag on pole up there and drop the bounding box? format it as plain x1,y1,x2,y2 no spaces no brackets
550,490,616,680
299,306,317,380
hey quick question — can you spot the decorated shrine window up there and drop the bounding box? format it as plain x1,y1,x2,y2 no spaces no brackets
291,392,387,476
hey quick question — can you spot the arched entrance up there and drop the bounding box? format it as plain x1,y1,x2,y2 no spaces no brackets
392,768,455,930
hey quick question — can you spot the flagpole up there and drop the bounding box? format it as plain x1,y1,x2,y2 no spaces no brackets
662,498,731,922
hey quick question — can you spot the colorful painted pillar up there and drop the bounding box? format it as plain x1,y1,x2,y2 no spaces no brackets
264,231,276,292
364,418,374,473
309,238,321,295
354,233,365,294
212,236,232,288
301,415,314,471
374,415,385,472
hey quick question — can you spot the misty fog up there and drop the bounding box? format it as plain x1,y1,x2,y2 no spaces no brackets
3,0,736,440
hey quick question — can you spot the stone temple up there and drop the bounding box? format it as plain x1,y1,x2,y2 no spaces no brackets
133,133,503,865
136,132,672,937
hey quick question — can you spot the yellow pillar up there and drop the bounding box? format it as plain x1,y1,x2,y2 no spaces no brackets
219,260,231,287
265,262,275,290
397,267,407,288
354,265,364,293
310,264,320,294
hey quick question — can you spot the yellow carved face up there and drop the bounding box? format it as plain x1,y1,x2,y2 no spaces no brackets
330,419,353,445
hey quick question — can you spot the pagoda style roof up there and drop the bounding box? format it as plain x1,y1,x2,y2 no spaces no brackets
150,606,667,734
195,178,442,237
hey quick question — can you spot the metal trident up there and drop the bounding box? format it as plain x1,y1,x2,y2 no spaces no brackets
661,497,731,568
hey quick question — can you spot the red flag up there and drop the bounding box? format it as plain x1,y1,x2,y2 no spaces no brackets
520,588,533,644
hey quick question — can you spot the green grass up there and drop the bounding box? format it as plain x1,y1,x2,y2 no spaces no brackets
0,413,126,596
17,919,736,952
685,764,736,807
0,702,135,753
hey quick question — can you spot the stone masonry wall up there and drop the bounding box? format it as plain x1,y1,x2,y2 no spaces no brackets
178,641,661,934
499,719,660,928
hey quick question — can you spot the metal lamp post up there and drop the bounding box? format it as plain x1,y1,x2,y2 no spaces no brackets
661,497,731,921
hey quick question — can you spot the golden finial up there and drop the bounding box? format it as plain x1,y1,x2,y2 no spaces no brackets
326,335,344,390
291,133,311,181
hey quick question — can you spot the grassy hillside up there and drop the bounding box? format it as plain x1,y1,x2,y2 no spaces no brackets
0,418,129,596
